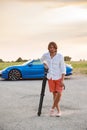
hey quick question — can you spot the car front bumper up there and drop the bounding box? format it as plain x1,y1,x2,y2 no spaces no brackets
0,71,2,77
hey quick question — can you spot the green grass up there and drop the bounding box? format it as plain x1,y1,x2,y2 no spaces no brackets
0,62,24,70
66,61,87,75
0,61,87,75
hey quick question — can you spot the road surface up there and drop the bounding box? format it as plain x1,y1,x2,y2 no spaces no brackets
0,75,87,130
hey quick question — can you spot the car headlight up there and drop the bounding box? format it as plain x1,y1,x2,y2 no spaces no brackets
0,70,2,76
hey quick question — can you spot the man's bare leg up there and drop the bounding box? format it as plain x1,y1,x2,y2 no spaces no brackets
52,92,62,113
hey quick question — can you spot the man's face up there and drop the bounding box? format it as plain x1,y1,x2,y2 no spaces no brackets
49,45,56,53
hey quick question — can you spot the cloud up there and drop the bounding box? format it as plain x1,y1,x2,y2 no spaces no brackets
19,0,87,2
1,0,87,3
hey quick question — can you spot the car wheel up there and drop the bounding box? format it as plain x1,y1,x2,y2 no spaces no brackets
8,69,22,80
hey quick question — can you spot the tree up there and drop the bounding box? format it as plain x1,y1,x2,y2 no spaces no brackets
16,57,23,62
64,56,71,61
0,59,4,62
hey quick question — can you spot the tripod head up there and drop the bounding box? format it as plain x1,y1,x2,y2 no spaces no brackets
44,68,48,77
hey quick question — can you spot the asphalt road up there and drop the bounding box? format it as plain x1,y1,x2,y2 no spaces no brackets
0,75,87,130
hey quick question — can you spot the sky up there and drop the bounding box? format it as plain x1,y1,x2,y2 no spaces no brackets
0,0,87,61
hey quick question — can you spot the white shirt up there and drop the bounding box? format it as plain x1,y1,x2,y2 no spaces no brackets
41,52,66,80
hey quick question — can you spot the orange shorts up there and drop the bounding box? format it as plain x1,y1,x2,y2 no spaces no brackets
48,78,63,93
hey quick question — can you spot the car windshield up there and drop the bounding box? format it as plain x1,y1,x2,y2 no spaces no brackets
22,59,33,65
22,59,42,65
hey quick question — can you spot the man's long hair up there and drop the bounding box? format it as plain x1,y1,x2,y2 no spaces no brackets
48,41,58,52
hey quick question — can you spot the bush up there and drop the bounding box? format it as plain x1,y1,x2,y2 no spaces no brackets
0,59,4,62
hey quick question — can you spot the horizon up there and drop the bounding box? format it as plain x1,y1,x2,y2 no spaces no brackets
0,56,87,62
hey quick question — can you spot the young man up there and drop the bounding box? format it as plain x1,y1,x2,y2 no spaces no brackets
41,41,66,117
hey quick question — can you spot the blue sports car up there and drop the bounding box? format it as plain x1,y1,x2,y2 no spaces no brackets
0,60,73,80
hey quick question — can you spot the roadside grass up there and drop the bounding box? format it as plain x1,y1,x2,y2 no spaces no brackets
0,62,24,70
0,61,87,75
66,61,87,75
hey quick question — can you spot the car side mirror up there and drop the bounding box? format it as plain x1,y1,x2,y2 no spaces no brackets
28,63,33,67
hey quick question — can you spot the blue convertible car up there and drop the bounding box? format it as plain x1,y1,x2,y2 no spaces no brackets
0,60,73,80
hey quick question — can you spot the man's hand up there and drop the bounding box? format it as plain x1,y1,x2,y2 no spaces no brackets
61,80,65,89
44,63,49,69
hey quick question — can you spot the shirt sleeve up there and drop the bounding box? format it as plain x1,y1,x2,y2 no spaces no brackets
40,53,48,65
40,54,45,63
60,55,66,75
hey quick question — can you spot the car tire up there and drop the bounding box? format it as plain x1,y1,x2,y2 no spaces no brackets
8,69,22,81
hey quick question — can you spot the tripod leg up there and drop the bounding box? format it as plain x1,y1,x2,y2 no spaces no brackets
37,77,47,116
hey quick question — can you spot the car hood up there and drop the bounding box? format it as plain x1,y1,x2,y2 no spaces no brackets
1,65,23,72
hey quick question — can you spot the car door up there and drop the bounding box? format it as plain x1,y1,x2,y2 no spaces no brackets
22,61,45,79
